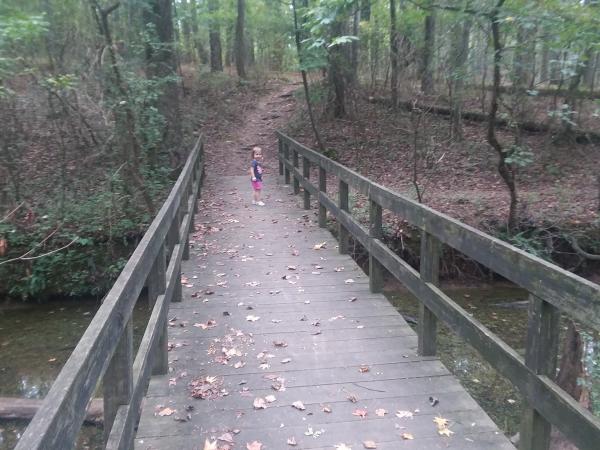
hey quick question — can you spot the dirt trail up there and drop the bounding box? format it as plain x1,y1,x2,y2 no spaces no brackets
205,81,300,177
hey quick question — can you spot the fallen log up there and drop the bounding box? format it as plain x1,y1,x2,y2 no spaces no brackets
367,96,600,144
0,397,103,424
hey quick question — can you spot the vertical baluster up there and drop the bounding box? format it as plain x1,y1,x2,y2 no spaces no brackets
182,185,191,261
278,138,284,176
103,319,133,444
418,231,440,356
293,149,300,195
318,167,327,228
303,156,310,209
148,246,168,374
520,295,559,450
167,213,182,303
369,199,385,293
338,179,349,254
284,143,291,185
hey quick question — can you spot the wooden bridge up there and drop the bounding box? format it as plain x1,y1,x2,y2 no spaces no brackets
15,133,600,449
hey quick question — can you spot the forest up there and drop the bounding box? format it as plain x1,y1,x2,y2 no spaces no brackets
0,1,599,295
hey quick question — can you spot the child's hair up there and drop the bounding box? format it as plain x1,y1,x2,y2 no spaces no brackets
251,146,262,159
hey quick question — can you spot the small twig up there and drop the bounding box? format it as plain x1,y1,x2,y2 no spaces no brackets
0,235,78,266
0,228,60,265
352,383,386,393
0,201,25,224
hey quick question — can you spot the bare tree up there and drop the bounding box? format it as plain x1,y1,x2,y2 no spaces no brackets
235,0,247,78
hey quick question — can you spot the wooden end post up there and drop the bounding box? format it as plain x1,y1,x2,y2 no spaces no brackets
284,143,291,185
103,319,133,444
293,149,300,195
303,156,310,209
318,167,327,228
369,199,385,293
338,179,349,254
418,231,440,356
182,190,191,261
519,295,560,450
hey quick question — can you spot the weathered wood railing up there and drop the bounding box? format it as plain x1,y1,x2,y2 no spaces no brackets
277,131,600,450
16,137,205,450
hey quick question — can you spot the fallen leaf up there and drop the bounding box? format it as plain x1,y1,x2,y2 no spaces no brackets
292,400,306,410
158,407,175,416
287,436,298,446
438,427,454,437
359,365,370,373
344,278,355,284
281,358,292,364
353,408,368,418
273,340,288,347
375,408,387,417
246,315,260,322
234,361,246,369
322,404,332,413
401,433,414,440
203,439,218,450
363,441,377,449
433,416,449,428
347,394,358,403
334,444,352,450
218,432,234,444
246,441,262,450
313,242,327,250
253,397,267,409
265,394,276,403
396,410,413,419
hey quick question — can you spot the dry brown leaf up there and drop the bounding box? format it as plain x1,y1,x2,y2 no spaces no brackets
203,439,218,450
265,394,276,403
375,408,387,417
396,410,414,419
287,436,298,446
322,405,332,413
401,433,414,440
433,416,449,428
217,432,234,443
292,400,306,410
253,397,267,409
246,441,263,450
363,441,377,449
352,408,368,418
158,407,175,416
313,242,327,250
359,365,370,373
334,444,352,450
438,427,454,437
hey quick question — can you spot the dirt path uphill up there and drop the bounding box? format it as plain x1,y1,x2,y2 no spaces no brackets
203,81,300,178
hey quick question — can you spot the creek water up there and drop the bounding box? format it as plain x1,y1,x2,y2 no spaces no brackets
0,298,151,450
0,286,596,448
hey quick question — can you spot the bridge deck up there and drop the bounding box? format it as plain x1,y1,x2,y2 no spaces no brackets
134,175,514,449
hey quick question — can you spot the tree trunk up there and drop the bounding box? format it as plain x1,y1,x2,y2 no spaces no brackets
292,0,326,153
144,0,182,167
235,0,247,78
487,0,518,233
450,17,471,140
390,0,399,107
350,7,361,85
540,40,549,84
420,6,436,94
208,0,223,72
180,0,192,62
328,20,347,118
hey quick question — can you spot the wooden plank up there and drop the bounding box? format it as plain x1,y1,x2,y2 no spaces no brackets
418,231,440,356
15,136,203,450
369,238,600,450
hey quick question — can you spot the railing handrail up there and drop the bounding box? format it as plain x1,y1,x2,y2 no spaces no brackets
276,130,600,450
16,136,205,450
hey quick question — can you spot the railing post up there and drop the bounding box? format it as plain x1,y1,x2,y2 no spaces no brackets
418,231,440,356
293,149,300,195
182,186,191,261
318,167,327,228
338,179,349,254
302,156,310,209
284,143,291,185
148,246,168,375
520,295,560,450
167,216,182,303
369,199,385,293
103,319,133,444
278,137,284,176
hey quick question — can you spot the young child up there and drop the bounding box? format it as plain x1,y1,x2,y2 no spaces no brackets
249,146,264,206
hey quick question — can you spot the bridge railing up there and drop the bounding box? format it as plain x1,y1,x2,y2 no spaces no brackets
16,136,205,450
277,131,600,450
